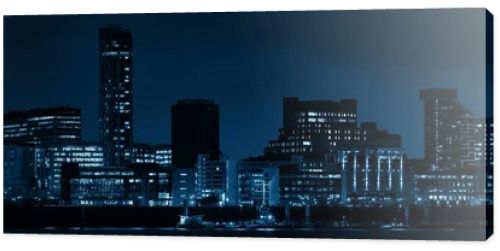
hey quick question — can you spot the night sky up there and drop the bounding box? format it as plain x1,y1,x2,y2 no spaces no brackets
4,9,487,159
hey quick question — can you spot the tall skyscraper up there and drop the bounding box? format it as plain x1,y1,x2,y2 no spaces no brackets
98,26,134,167
171,99,220,169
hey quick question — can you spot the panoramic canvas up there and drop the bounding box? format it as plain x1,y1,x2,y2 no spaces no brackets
3,9,493,240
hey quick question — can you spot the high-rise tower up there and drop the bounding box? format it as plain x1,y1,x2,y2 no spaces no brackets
98,26,134,167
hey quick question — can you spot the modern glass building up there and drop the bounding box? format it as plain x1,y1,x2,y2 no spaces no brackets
99,26,134,168
4,107,82,145
34,142,104,200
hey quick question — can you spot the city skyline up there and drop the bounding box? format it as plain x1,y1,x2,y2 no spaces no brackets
3,9,492,240
4,9,489,159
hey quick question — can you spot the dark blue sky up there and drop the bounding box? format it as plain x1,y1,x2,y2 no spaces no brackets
4,9,487,159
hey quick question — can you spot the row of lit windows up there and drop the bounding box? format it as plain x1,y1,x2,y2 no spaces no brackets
299,111,357,118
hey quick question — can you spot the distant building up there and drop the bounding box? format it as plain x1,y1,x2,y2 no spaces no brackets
265,97,400,160
171,99,220,169
61,163,172,206
237,161,280,207
131,143,172,168
419,88,487,170
34,142,104,200
4,106,81,145
99,26,134,168
195,154,237,206
3,144,36,202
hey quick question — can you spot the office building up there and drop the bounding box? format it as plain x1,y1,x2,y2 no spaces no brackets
131,143,172,168
265,97,401,160
237,161,280,207
334,147,406,206
419,88,487,170
61,163,172,206
99,26,134,168
34,142,104,200
4,107,81,145
195,154,237,206
279,159,342,207
413,168,486,206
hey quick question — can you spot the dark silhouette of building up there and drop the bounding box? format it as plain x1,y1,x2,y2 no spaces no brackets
4,106,82,145
98,26,134,168
171,99,220,169
3,143,36,202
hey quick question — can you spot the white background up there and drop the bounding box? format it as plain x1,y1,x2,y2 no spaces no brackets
0,0,499,250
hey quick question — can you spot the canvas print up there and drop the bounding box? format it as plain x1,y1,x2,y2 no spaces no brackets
3,9,493,240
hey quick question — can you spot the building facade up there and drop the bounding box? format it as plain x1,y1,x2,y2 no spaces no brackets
265,97,401,160
131,143,172,168
237,161,280,207
4,107,81,145
413,168,486,206
62,163,172,206
195,154,237,206
99,26,134,168
334,147,406,206
419,88,487,170
279,159,342,207
34,142,104,200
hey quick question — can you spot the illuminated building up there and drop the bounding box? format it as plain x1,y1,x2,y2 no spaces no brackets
171,99,220,169
237,161,280,207
420,88,487,170
410,88,490,206
61,163,172,206
279,159,342,207
334,147,406,206
265,97,401,160
99,26,134,168
195,154,237,206
413,168,486,206
34,142,104,200
4,107,81,145
131,143,172,168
